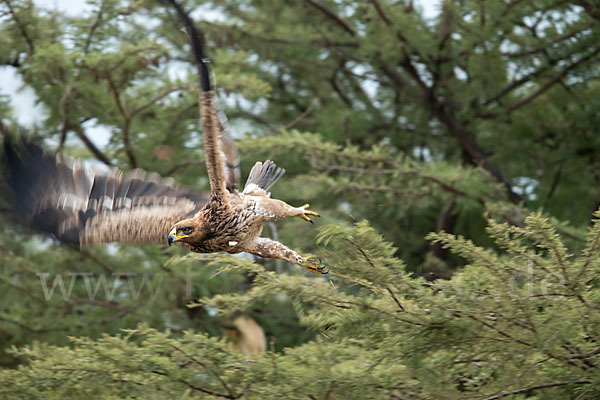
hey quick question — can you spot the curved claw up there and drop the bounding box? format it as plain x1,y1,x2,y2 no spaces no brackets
302,256,329,275
298,203,320,224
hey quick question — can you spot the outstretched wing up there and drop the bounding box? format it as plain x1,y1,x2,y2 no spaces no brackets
1,138,208,245
217,109,241,191
165,0,232,201
200,91,229,198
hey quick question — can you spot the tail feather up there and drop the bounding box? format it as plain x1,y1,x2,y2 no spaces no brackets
244,160,285,194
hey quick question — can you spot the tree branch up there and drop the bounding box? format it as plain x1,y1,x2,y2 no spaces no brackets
264,97,318,136
58,85,75,151
303,0,356,36
574,0,600,20
106,71,136,168
84,0,104,53
501,22,595,58
169,344,238,398
150,370,239,399
382,60,521,203
162,159,205,176
483,380,591,400
130,85,188,118
482,61,557,107
480,46,600,118
346,238,405,312
203,20,359,48
71,119,113,166
368,0,392,26
330,65,354,108
3,0,35,54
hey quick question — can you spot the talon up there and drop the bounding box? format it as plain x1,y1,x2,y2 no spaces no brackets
298,204,320,223
302,256,329,275
300,214,314,224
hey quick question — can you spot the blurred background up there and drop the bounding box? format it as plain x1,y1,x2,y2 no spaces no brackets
1,0,600,397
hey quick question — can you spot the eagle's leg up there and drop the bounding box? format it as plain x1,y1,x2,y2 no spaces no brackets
256,198,320,223
245,237,328,274
296,203,320,224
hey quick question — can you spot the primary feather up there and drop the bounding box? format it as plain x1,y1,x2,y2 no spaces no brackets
0,0,328,274
2,137,207,245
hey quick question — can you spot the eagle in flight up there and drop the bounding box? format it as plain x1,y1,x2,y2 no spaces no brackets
0,0,328,275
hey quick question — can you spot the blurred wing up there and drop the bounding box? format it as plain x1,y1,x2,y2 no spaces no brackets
216,108,241,191
2,138,208,246
167,0,237,198
200,91,229,199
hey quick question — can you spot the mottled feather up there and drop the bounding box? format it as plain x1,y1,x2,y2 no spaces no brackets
0,0,327,274
2,138,207,245
243,160,285,196
161,0,326,272
200,92,229,200
216,99,241,191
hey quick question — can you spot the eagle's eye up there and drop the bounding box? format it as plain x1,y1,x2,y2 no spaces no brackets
180,227,194,235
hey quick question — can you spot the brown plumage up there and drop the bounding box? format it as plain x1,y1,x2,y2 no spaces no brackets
1,95,326,273
1,0,327,274
161,0,327,274
225,317,266,355
168,93,326,273
201,92,228,199
1,138,208,245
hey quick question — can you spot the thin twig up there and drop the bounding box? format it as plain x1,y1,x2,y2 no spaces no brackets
151,370,238,399
346,238,405,312
84,0,104,53
482,380,591,400
169,344,238,398
71,119,113,166
58,85,75,151
264,98,318,136
130,85,189,118
106,71,136,167
303,0,356,36
3,0,35,53
480,46,600,118
368,0,392,26
0,315,69,333
162,159,205,176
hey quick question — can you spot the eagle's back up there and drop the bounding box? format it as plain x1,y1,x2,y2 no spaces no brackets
186,192,263,253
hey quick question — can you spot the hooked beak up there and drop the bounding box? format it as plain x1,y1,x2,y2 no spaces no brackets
168,228,177,246
168,227,191,246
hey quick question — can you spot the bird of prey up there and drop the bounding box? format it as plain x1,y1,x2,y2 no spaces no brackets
0,0,327,274
167,91,326,274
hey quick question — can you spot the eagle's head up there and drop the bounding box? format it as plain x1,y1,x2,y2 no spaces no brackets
167,218,208,246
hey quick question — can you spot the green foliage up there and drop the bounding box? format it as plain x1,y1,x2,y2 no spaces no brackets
2,218,600,398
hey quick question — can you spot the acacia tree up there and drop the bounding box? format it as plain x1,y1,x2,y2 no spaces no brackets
209,0,600,271
1,0,600,398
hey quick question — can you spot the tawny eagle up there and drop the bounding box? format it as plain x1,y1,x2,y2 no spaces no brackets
0,0,327,274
